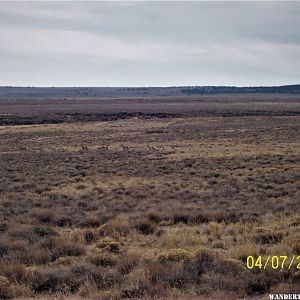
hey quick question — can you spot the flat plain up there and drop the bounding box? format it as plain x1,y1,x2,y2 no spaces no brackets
0,94,299,299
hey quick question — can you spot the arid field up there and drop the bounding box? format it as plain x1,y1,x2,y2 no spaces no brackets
0,95,299,299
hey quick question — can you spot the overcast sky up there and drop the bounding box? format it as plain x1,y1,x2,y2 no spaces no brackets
0,1,299,87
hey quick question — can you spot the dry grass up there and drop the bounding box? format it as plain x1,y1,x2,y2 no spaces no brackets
0,96,299,298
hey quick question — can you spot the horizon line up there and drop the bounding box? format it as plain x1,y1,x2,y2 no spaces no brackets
1,83,300,89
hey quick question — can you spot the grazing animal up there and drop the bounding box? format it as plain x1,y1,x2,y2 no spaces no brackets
81,146,88,150
20,147,28,151
122,145,129,151
98,145,108,150
147,145,155,151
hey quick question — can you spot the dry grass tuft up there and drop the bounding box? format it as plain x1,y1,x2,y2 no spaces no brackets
99,216,130,237
88,252,117,267
229,243,260,262
0,276,13,299
157,248,195,262
134,217,156,235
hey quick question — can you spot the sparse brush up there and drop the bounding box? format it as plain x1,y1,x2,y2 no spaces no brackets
76,280,99,298
1,104,299,298
117,252,140,275
134,217,156,235
33,225,57,237
80,213,101,228
285,237,300,254
144,209,163,223
0,261,27,284
88,253,117,267
31,266,80,293
30,208,54,223
0,276,13,299
6,224,35,243
270,283,293,294
0,223,8,233
41,237,86,260
173,213,189,224
253,230,283,244
70,228,99,244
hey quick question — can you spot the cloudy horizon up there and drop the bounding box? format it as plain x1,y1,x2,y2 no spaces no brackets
0,1,299,87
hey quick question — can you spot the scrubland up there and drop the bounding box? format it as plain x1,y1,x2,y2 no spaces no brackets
0,96,299,299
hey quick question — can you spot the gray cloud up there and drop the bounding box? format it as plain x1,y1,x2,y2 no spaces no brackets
0,1,299,86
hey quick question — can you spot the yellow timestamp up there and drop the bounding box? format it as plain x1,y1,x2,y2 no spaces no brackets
246,255,300,270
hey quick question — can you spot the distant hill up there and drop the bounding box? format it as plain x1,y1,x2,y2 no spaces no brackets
181,84,300,95
0,84,299,99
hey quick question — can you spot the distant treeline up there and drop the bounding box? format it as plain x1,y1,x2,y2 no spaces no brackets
181,84,300,95
1,84,300,99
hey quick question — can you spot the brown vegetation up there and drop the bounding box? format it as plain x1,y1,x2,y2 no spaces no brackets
0,95,299,298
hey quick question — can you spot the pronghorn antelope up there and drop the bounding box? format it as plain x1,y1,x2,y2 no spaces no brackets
121,145,129,151
81,146,88,150
98,145,109,150
147,145,157,151
20,147,28,151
